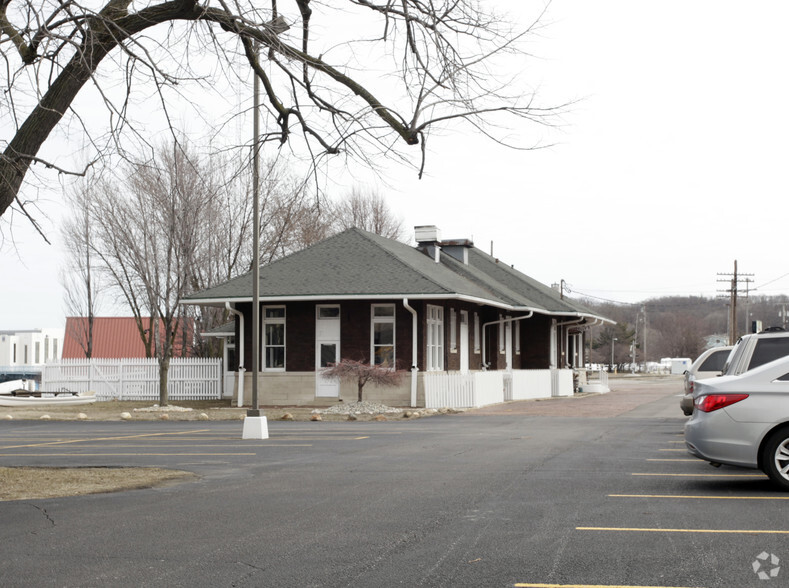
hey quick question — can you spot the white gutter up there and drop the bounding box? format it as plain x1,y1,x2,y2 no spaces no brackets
225,302,246,407
481,312,533,369
402,299,419,408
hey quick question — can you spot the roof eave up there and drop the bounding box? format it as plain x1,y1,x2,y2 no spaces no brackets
181,293,612,323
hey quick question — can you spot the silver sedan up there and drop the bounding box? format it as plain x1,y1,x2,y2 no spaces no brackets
685,355,789,490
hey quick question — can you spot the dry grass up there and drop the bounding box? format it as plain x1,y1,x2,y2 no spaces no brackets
0,467,196,501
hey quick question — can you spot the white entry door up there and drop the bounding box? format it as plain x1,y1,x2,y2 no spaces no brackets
459,310,469,373
316,305,341,397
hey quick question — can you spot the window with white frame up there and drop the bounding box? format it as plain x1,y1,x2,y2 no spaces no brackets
449,308,457,352
473,313,481,353
263,306,286,370
371,304,395,367
426,305,444,371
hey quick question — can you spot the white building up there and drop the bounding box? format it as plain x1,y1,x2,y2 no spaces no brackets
0,328,64,367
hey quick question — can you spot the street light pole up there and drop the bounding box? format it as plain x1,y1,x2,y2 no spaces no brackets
242,40,268,440
611,337,618,372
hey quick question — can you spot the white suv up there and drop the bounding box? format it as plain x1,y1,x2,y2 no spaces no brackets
722,328,789,377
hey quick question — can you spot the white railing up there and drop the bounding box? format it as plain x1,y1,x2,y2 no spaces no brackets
583,368,610,393
41,358,222,401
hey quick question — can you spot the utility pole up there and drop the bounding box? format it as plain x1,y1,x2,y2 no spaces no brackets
780,303,789,329
641,305,647,369
717,260,755,344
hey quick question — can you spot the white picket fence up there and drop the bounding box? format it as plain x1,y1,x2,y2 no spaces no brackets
41,358,222,401
425,369,575,409
424,371,504,409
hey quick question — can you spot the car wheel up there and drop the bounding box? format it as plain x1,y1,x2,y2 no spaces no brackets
762,428,789,490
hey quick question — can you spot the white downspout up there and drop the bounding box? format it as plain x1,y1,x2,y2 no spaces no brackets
225,302,246,407
403,298,419,408
482,312,533,369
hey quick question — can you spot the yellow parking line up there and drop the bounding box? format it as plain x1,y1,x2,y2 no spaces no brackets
578,526,789,534
514,584,702,588
610,494,789,500
632,473,767,478
0,430,213,450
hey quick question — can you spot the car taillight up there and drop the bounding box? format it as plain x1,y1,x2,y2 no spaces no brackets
695,393,749,413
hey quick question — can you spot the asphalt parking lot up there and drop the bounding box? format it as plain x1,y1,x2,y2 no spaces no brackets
2,376,788,587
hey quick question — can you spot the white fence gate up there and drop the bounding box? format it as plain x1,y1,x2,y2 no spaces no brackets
42,358,222,401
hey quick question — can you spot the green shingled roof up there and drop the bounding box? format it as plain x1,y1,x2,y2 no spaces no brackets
183,227,608,320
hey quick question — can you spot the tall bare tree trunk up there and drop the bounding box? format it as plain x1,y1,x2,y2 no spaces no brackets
159,356,170,407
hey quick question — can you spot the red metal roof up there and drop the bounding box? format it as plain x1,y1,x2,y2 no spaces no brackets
62,317,194,359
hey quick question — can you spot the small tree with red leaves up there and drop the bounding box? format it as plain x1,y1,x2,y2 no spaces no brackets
321,359,405,403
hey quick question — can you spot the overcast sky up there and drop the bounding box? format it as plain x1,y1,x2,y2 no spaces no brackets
4,1,789,331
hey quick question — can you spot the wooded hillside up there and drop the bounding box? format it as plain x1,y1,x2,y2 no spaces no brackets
578,294,789,366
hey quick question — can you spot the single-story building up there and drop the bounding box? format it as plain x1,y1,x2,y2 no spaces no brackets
183,226,612,407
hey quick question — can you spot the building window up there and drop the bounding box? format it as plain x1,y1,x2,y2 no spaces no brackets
44,338,50,362
263,306,286,370
449,308,457,352
35,342,40,364
515,320,521,354
53,339,58,360
318,306,340,319
426,305,444,371
498,314,505,353
12,343,16,363
371,304,395,367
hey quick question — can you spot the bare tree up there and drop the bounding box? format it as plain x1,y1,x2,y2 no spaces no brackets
188,153,319,356
87,143,215,404
60,182,103,358
1,1,557,233
330,187,405,241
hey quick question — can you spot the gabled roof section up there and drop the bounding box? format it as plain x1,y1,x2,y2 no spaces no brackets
183,227,611,322
184,227,504,304
444,248,599,317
